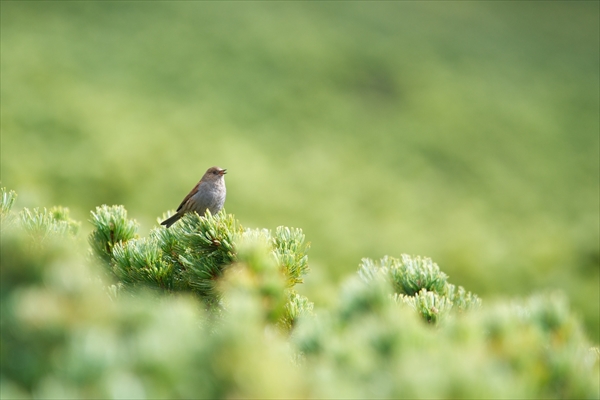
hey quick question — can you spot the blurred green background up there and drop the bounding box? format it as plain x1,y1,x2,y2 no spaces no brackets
1,2,598,340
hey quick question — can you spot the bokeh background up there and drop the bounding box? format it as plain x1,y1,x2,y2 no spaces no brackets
2,2,598,341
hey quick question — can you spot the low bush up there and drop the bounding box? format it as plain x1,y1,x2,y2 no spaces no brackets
1,187,598,398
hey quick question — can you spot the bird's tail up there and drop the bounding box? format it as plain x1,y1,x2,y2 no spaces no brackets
161,213,182,228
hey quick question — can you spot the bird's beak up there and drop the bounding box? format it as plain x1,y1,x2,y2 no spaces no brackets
220,169,227,175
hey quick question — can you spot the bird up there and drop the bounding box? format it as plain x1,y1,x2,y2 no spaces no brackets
160,166,227,228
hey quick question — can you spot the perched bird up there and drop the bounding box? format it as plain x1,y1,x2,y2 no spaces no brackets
161,166,227,228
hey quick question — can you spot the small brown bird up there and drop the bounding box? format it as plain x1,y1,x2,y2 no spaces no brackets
161,166,227,228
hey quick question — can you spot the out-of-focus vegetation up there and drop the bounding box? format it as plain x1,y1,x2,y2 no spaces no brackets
1,190,598,399
1,2,598,342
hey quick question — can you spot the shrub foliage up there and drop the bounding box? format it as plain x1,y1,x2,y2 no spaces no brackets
1,188,598,399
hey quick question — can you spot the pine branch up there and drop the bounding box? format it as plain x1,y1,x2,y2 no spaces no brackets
271,226,310,288
89,205,139,266
20,206,80,243
359,254,480,323
89,207,314,327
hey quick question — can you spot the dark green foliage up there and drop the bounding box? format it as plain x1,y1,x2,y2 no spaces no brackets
157,211,241,301
88,205,139,265
112,236,173,290
88,206,312,324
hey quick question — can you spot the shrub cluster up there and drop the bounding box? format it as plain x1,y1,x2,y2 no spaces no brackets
89,204,312,328
1,188,598,399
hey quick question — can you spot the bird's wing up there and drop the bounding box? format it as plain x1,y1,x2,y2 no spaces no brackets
176,181,201,212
